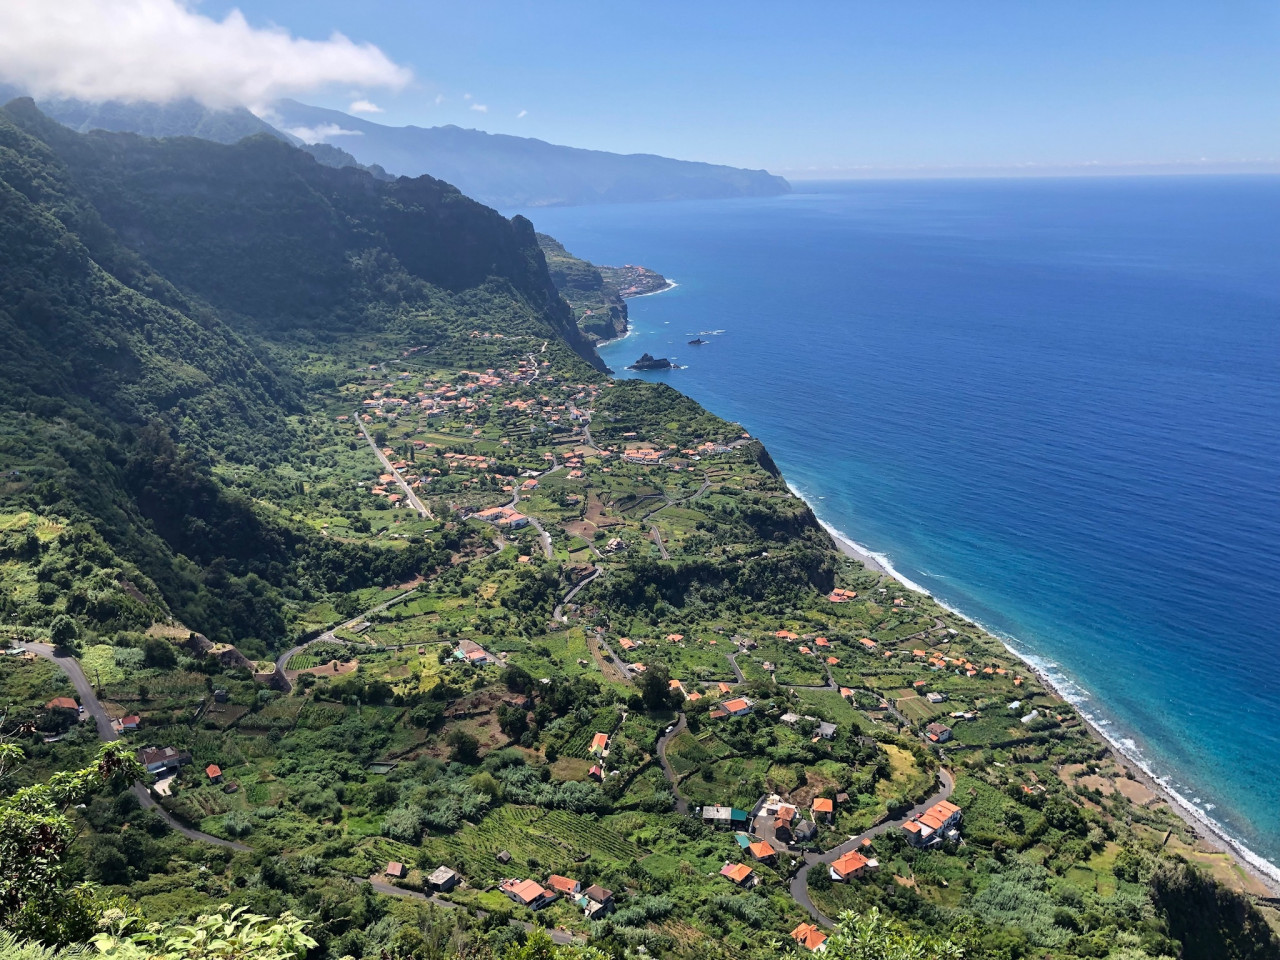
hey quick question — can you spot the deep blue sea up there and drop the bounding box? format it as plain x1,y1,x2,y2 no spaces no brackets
516,177,1280,877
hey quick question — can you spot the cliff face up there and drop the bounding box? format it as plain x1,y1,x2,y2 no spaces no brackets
537,233,629,342
0,101,599,372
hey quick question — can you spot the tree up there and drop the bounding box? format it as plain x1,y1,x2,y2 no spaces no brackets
822,909,963,960
637,661,676,712
141,637,177,670
447,729,480,764
92,906,315,959
48,616,78,652
0,741,143,946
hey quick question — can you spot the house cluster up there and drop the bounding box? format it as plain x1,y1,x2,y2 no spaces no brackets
471,505,531,529
903,799,962,847
500,874,614,918
679,440,732,458
622,447,665,465
756,796,818,845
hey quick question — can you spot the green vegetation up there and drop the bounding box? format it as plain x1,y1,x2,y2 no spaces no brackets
0,100,1277,960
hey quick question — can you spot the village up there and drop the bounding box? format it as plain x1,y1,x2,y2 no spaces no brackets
0,335,1247,960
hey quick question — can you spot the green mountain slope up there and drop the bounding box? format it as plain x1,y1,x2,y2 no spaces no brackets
0,98,602,650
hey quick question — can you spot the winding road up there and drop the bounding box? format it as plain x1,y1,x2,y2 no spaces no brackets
788,767,956,926
27,642,250,851
554,566,602,622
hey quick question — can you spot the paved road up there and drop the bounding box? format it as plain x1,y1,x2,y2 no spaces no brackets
274,589,422,692
648,525,669,560
356,414,433,519
726,651,747,684
554,566,602,622
28,643,250,852
362,877,580,945
654,713,690,814
788,768,956,926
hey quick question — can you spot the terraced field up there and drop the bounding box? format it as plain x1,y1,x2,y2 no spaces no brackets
419,805,647,881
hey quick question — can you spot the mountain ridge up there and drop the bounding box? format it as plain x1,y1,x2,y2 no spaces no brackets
269,98,790,208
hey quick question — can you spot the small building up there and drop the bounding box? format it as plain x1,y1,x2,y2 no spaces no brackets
926,691,946,704
812,797,834,821
831,849,878,880
45,697,79,715
589,732,610,757
205,764,223,783
117,715,141,732
547,874,581,896
583,884,613,910
903,799,963,847
496,850,512,865
213,688,229,703
773,816,794,843
925,722,952,743
385,862,407,879
138,746,192,774
702,804,749,829
588,764,603,781
793,819,818,844
748,840,777,863
719,862,755,887
456,639,495,666
427,866,459,891
816,721,837,740
722,697,752,716
791,922,828,952
499,878,557,910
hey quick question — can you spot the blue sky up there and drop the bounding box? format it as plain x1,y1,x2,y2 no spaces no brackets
22,1,1280,175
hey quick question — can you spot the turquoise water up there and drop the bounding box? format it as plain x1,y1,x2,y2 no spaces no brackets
519,177,1280,876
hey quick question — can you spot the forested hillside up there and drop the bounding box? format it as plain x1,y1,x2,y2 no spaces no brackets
0,98,602,651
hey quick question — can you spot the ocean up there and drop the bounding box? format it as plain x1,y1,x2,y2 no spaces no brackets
516,177,1280,878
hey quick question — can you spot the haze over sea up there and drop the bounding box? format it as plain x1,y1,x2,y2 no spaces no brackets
521,177,1280,876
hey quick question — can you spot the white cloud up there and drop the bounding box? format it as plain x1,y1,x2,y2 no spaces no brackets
0,0,412,109
517,109,527,119
284,123,362,144
434,93,445,105
470,103,488,113
462,93,472,100
348,99,383,114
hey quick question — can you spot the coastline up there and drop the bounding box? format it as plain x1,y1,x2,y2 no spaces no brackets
800,487,1280,897
595,279,678,348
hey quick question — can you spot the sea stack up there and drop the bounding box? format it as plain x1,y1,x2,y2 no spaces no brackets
628,353,675,371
